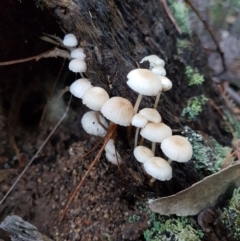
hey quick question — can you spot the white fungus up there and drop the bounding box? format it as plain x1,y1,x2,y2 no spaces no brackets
144,157,172,181
134,146,154,163
63,33,78,47
81,111,108,137
69,59,87,73
71,48,86,60
82,87,109,111
69,78,92,99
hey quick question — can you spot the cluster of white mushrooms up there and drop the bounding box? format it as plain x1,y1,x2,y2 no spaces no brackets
63,33,193,182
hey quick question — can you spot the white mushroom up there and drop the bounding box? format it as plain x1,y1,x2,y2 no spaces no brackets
144,157,172,181
161,135,193,163
127,69,162,113
70,48,86,60
139,108,161,123
69,59,87,73
82,87,109,111
101,97,134,126
140,123,172,154
140,55,165,69
151,65,166,77
81,111,108,137
160,76,172,92
63,33,78,47
134,146,154,163
69,78,92,99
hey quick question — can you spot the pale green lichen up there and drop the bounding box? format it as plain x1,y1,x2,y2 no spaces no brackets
181,95,208,121
169,1,191,34
219,187,240,239
144,212,204,241
185,66,205,86
182,126,231,175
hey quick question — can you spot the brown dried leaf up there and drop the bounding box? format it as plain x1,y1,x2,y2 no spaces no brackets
149,163,240,216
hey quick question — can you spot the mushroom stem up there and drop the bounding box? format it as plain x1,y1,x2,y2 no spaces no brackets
151,142,156,155
167,159,172,164
133,94,143,114
134,127,140,148
139,136,144,145
95,111,109,131
80,72,84,78
153,91,161,109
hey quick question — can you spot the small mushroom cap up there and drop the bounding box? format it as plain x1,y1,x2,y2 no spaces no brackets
127,69,162,96
134,146,154,163
144,157,172,181
69,59,87,72
140,123,172,143
69,78,92,99
101,97,134,126
160,77,172,91
63,33,78,47
139,108,161,123
81,111,108,137
70,48,86,60
132,113,148,128
82,87,109,111
161,135,193,162
151,65,166,77
105,151,122,165
140,55,165,68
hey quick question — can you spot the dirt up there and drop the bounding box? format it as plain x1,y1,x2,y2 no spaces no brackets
0,0,237,241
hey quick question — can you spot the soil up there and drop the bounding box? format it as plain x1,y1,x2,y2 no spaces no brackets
0,0,237,241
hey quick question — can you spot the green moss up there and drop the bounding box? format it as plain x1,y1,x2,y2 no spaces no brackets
128,214,141,223
177,39,193,55
144,212,204,241
220,187,240,239
185,66,205,86
182,126,231,175
181,95,208,121
169,1,191,34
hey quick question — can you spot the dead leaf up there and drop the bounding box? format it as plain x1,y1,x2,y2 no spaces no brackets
149,163,240,216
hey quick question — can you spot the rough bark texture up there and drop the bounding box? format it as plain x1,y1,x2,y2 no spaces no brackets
0,0,234,240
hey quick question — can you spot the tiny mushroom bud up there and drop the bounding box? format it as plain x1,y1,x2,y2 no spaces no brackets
70,48,86,60
139,108,161,123
69,59,87,73
82,87,109,111
140,55,165,69
140,123,172,154
127,69,162,113
161,135,193,163
101,97,134,126
69,78,92,99
144,157,172,181
63,33,78,47
81,111,108,137
134,146,154,163
105,139,116,154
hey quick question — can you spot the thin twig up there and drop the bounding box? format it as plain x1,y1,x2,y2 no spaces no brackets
185,0,226,74
160,0,182,34
0,96,72,205
0,48,70,66
60,124,117,222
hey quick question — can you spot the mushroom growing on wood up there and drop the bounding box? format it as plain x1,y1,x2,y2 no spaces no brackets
127,69,162,113
161,135,193,163
69,78,92,99
63,33,78,47
101,97,134,126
